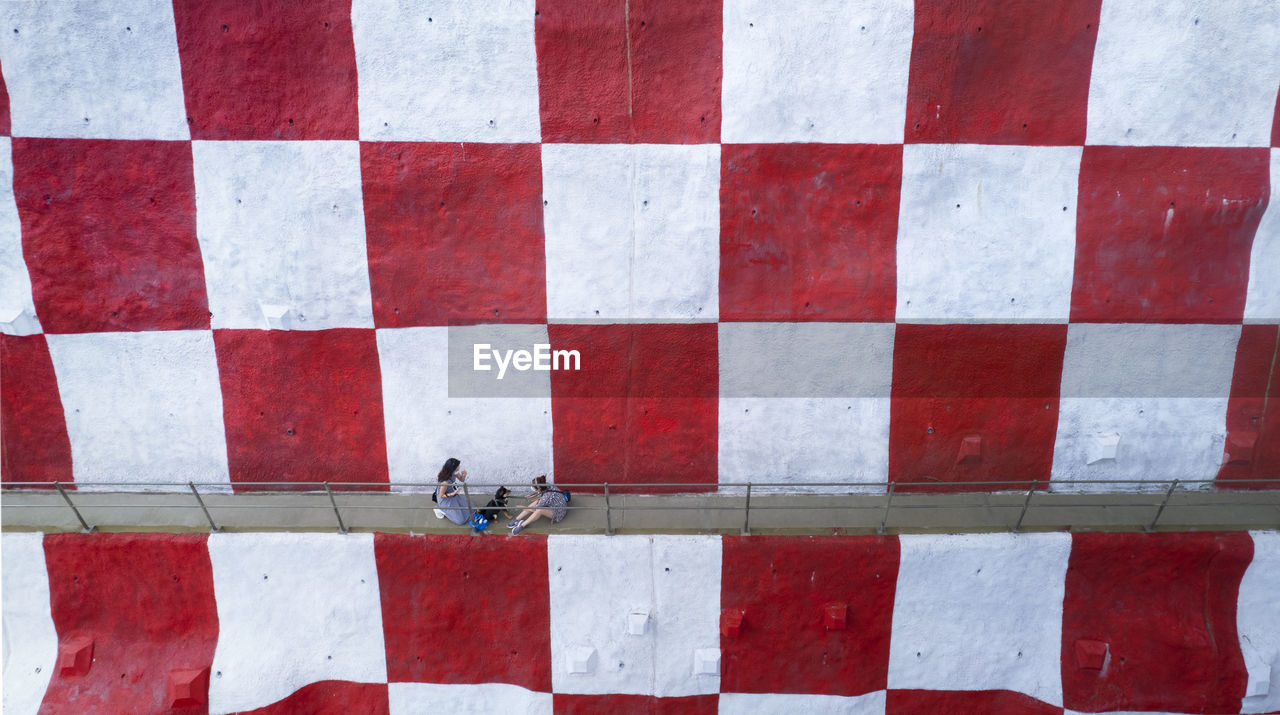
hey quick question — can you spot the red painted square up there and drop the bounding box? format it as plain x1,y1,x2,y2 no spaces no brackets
889,324,1067,492
1218,324,1280,489
554,694,718,714
536,0,721,143
721,536,899,696
12,138,208,333
214,329,389,491
361,142,546,327
374,534,551,691
232,681,390,714
173,0,358,140
719,144,900,321
41,533,219,714
1071,147,1270,323
1061,532,1252,713
549,323,717,493
905,0,1100,145
1,334,73,486
887,689,1063,715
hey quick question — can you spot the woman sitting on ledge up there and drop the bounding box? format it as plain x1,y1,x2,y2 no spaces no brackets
509,475,567,535
435,458,472,526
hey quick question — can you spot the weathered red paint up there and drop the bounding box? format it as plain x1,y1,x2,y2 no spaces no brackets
231,681,389,715
361,142,547,327
173,0,358,140
0,333,73,486
0,61,10,136
549,323,717,493
719,144,900,321
553,694,718,714
720,536,899,696
889,324,1066,492
905,0,1100,145
373,534,552,692
40,533,219,714
12,138,209,334
1217,323,1280,489
887,689,1062,715
1272,83,1280,147
535,0,721,143
1071,146,1270,323
1061,532,1252,713
214,329,389,491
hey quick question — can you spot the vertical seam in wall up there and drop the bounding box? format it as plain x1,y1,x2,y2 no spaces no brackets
623,0,634,126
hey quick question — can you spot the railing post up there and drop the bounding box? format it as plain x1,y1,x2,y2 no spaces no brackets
189,482,220,532
54,482,93,533
460,479,479,534
741,483,752,536
878,482,895,535
604,482,614,535
324,482,348,534
1013,480,1038,533
1146,479,1179,533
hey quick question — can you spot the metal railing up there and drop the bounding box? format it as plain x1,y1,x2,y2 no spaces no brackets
4,478,1279,535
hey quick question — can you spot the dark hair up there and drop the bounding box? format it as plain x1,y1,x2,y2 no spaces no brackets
438,458,461,483
532,475,548,492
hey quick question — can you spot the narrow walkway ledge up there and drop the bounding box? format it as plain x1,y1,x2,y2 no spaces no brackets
4,483,1279,535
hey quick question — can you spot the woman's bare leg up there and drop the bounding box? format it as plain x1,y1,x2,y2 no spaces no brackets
521,509,551,527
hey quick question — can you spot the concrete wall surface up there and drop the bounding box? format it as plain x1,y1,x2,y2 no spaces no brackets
2,0,1279,494
0,530,1277,713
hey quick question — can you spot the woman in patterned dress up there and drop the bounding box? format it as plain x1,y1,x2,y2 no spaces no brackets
509,475,567,535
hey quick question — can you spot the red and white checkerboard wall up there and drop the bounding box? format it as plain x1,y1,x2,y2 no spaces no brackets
4,530,1278,714
1,0,1279,493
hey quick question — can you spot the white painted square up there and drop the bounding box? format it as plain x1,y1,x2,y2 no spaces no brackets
548,535,721,696
0,137,42,335
1051,398,1230,491
719,398,890,492
1086,0,1280,147
719,691,887,715
896,144,1081,322
1240,531,1280,714
1245,150,1280,323
722,0,914,143
193,141,374,330
0,0,188,139
1,533,57,715
208,533,387,714
46,331,230,490
352,0,540,142
388,683,552,714
542,144,719,322
888,533,1069,706
376,326,553,490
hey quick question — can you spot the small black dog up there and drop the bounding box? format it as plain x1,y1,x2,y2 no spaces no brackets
479,486,511,523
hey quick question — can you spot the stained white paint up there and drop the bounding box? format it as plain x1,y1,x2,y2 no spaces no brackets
1051,398,1230,491
1086,0,1280,147
719,398,889,492
1,533,57,715
0,137,42,336
352,0,540,142
548,535,721,696
207,533,387,714
376,326,553,489
1239,531,1280,714
45,331,230,490
896,144,1081,322
1244,150,1280,323
719,691,887,714
192,140,374,330
388,683,552,714
888,533,1069,706
721,0,913,143
542,144,719,322
0,0,187,139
